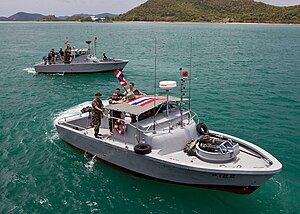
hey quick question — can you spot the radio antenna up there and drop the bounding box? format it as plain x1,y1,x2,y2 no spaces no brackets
153,38,157,133
94,35,97,57
188,37,193,112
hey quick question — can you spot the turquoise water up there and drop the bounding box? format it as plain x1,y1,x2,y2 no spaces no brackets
0,22,299,213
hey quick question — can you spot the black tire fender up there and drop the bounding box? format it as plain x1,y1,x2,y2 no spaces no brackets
196,123,209,135
134,144,152,155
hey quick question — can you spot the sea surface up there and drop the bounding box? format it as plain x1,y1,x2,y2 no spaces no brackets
0,21,299,213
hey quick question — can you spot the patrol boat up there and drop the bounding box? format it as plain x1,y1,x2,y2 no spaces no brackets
54,76,282,194
34,37,128,74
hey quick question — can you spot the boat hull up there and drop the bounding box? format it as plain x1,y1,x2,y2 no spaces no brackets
34,60,128,74
67,141,260,194
56,124,277,194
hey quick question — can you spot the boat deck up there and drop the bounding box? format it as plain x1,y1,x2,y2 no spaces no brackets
39,55,126,66
152,148,269,172
80,126,274,173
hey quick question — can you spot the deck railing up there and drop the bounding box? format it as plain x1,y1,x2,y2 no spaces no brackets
57,108,200,143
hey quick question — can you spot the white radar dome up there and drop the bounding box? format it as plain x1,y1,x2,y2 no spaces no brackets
159,81,177,90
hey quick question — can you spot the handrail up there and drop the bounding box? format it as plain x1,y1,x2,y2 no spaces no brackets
57,112,86,123
61,121,85,130
57,111,176,135
189,110,199,124
57,107,200,135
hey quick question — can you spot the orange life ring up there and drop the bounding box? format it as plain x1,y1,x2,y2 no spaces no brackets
114,119,125,134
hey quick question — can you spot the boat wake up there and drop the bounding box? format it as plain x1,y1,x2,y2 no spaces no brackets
50,73,65,76
84,155,97,171
24,67,36,74
271,177,283,199
47,131,59,144
24,67,66,76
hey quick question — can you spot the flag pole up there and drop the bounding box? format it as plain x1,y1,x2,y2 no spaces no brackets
123,86,128,95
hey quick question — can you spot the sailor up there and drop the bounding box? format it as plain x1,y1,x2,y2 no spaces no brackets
102,53,107,60
51,48,55,64
47,49,55,65
47,50,52,64
63,47,69,63
92,92,104,138
126,82,144,96
64,45,71,64
108,92,124,104
107,92,123,133
59,48,64,61
202,135,216,145
115,88,124,100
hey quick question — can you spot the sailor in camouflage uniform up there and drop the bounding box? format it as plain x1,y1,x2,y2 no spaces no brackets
92,92,104,138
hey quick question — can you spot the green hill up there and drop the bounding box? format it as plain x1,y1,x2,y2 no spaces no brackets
116,0,300,23
5,12,45,21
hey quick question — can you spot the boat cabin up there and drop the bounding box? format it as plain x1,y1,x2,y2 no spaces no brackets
104,95,193,141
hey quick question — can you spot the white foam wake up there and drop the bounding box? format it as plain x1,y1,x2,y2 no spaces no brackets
84,155,97,171
24,67,36,74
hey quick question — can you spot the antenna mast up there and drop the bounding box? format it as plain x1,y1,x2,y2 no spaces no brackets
94,35,97,57
153,38,157,133
188,37,193,112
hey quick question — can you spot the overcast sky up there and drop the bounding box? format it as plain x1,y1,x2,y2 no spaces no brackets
0,0,299,17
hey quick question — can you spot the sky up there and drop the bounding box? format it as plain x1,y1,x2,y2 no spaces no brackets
0,0,299,17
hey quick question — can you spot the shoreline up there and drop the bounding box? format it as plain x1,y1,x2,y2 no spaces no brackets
0,20,299,25
113,20,300,25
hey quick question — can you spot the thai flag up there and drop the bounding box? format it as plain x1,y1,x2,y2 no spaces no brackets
114,70,127,87
128,96,166,107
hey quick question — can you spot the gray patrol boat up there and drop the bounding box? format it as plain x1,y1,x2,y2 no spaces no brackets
34,38,128,74
54,77,282,194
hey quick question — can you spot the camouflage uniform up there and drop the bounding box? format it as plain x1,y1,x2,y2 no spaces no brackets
92,98,103,136
64,46,71,64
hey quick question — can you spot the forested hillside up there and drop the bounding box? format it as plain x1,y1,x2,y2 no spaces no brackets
116,0,300,23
